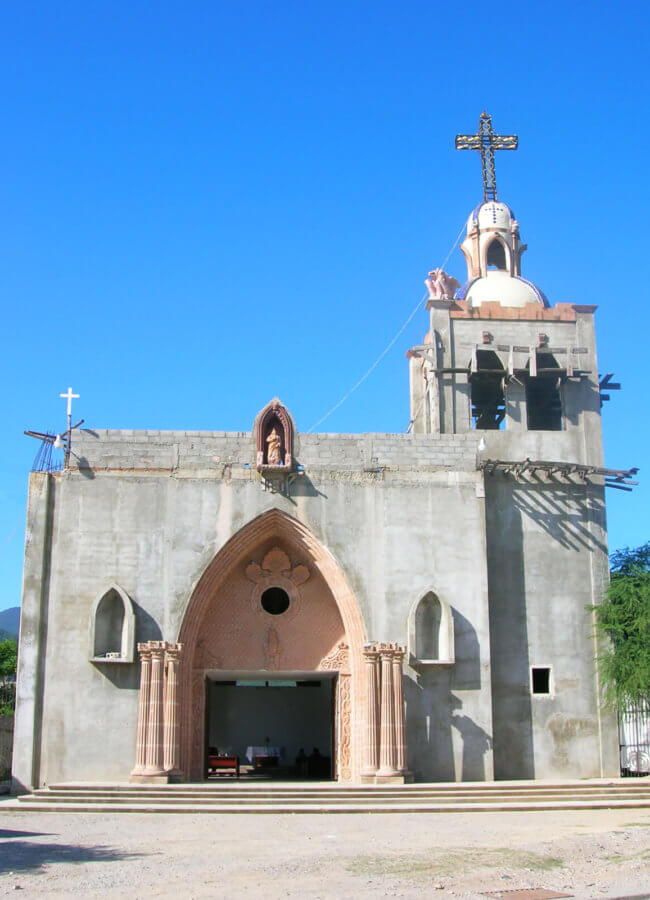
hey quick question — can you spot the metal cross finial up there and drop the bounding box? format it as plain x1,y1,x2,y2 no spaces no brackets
455,111,518,202
60,386,79,418
59,387,79,468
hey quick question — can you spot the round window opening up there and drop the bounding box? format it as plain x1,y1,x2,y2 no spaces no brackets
260,587,290,616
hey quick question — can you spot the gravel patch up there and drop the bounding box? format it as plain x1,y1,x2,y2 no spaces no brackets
0,804,649,898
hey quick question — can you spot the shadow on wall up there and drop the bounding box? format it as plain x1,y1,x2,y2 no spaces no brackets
405,611,491,781
92,602,162,690
486,479,534,779
289,471,328,500
75,458,95,479
512,480,606,554
449,694,492,781
451,608,481,690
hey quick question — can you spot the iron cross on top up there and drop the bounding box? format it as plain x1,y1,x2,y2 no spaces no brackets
455,111,518,202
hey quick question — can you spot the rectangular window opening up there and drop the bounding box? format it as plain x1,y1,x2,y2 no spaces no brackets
531,666,551,695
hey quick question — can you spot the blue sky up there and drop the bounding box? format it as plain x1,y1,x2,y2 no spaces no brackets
1,1,648,611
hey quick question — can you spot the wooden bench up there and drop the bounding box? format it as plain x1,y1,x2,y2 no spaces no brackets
207,754,240,777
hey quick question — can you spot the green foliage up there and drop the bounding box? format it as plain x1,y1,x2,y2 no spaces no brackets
0,639,17,680
592,542,650,707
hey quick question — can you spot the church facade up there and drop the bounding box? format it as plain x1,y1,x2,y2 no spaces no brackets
13,175,622,790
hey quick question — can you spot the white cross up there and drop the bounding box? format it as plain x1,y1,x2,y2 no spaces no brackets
60,386,79,418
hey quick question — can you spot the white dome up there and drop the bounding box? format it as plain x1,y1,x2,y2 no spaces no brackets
464,270,545,308
467,201,515,233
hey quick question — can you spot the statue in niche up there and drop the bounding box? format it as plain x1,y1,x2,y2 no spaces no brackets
255,399,294,470
266,426,283,466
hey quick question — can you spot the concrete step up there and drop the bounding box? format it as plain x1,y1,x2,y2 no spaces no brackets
9,798,650,815
41,779,650,795
10,779,650,814
21,788,650,804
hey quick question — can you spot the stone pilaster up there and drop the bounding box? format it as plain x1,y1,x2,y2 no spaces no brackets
143,642,166,776
392,645,407,774
361,644,380,776
163,643,183,778
377,644,397,777
130,643,152,778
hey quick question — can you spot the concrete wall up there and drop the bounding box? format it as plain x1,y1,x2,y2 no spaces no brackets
486,476,617,779
13,423,617,787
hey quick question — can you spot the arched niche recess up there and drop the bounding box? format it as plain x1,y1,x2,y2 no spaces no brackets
408,591,454,667
253,398,295,469
89,583,136,663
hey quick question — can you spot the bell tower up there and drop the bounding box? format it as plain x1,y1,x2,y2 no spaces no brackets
408,113,603,466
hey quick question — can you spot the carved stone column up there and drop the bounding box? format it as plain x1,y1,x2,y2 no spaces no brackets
130,643,152,778
143,642,166,776
377,644,398,777
361,644,380,777
163,643,183,778
392,645,407,774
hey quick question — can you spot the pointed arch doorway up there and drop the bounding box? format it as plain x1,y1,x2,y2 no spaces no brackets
177,510,367,782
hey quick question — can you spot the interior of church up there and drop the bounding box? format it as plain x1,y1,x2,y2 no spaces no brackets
205,674,334,779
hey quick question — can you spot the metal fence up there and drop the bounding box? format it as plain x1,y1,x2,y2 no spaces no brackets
619,699,650,776
0,682,15,715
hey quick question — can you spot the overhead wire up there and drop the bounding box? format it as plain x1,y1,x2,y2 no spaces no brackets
305,221,466,434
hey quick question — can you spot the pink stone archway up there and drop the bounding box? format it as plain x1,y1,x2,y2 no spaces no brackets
176,509,367,782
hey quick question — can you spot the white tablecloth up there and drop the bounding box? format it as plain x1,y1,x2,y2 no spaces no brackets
245,745,283,763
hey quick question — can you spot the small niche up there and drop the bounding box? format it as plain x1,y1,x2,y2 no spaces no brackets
408,591,454,667
90,584,135,663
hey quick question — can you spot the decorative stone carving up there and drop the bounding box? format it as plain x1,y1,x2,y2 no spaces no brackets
338,673,352,782
163,643,183,776
245,546,310,624
266,427,283,465
194,638,221,672
361,644,380,776
425,268,460,302
190,668,205,781
130,640,185,783
264,626,282,669
254,399,294,469
245,547,310,585
362,641,409,782
318,641,350,674
377,645,397,776
130,643,152,776
392,646,407,774
144,642,166,776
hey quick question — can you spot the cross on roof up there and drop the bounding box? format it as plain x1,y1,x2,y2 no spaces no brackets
455,111,518,202
60,386,79,419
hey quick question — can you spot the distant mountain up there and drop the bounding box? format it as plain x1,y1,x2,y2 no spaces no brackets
0,608,20,640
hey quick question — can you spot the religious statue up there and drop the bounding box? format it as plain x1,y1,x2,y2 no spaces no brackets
266,427,283,465
425,268,460,302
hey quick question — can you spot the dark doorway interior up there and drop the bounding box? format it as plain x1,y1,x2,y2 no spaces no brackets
205,674,335,779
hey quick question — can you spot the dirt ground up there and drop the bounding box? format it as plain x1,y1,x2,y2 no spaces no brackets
1,804,650,899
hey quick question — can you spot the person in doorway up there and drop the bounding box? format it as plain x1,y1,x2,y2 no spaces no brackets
296,748,308,778
308,747,322,778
